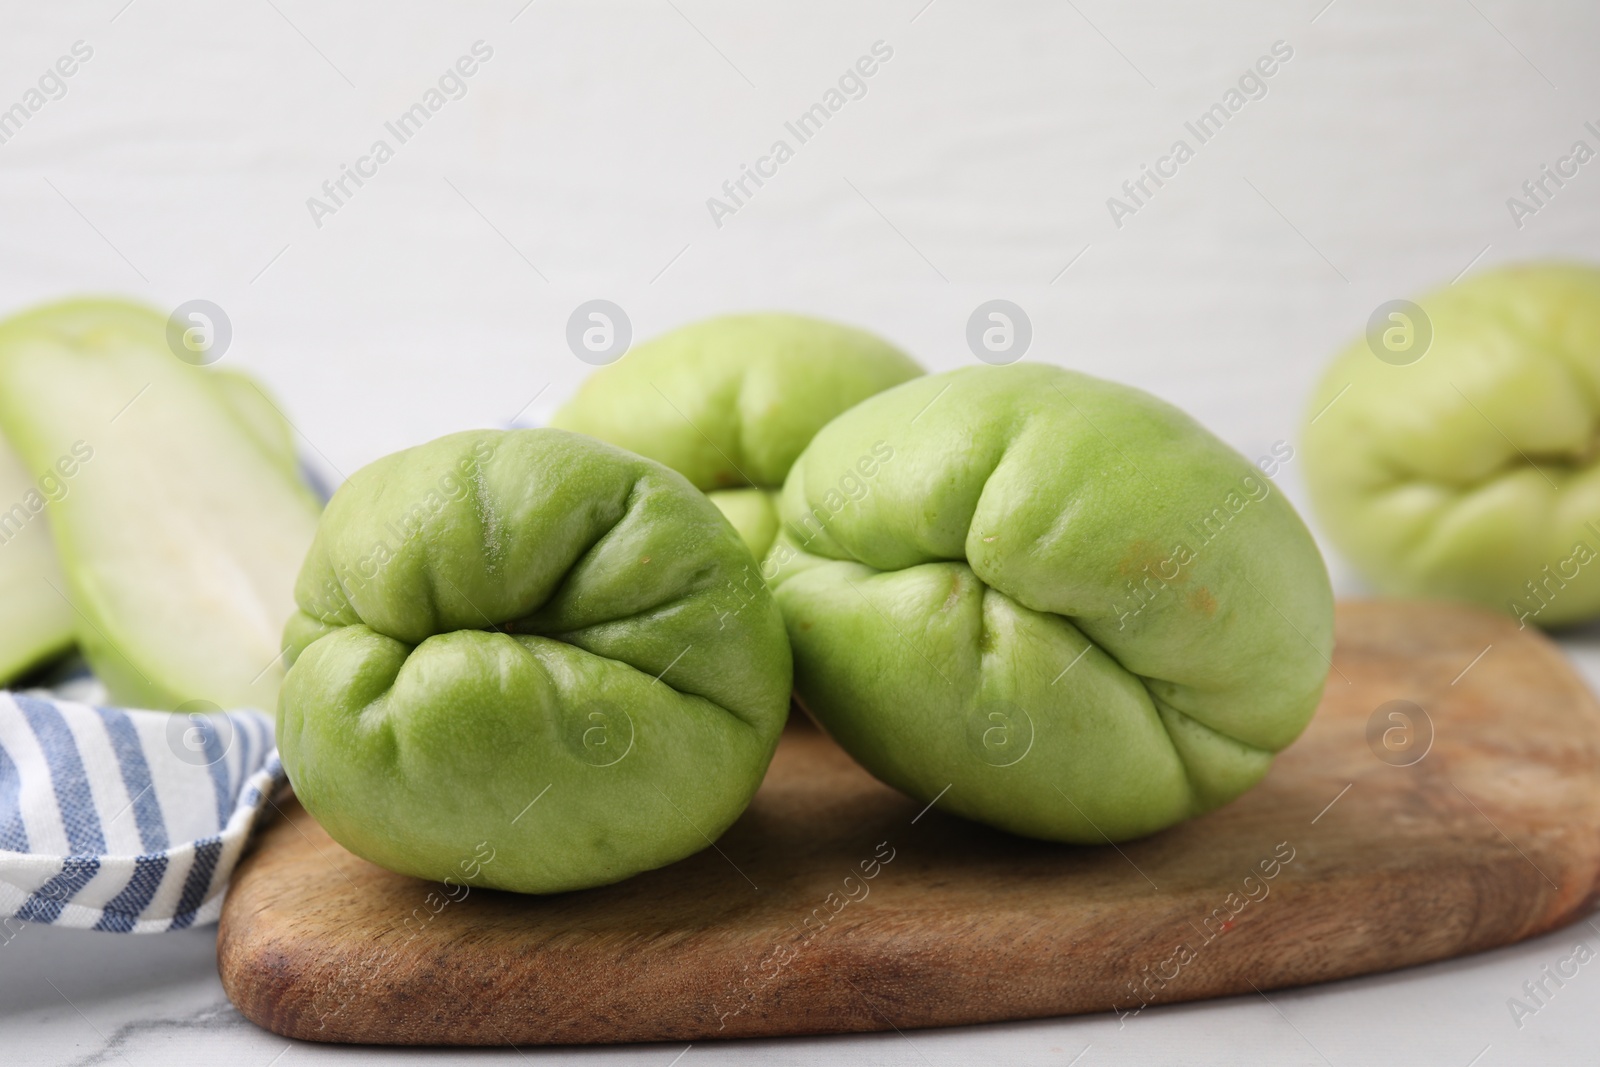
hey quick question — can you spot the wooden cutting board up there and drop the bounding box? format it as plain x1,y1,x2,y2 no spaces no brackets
218,600,1600,1045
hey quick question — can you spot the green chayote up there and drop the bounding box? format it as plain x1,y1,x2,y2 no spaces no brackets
0,299,319,710
1304,263,1600,628
278,429,793,893
766,364,1333,842
551,313,921,557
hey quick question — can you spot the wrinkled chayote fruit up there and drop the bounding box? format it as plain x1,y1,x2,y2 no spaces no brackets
766,364,1333,843
551,313,922,557
1304,263,1600,628
0,433,74,684
278,429,793,894
0,299,320,710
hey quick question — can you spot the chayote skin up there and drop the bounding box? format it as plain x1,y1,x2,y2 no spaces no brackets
551,313,922,557
765,364,1333,843
1304,263,1600,628
279,429,793,894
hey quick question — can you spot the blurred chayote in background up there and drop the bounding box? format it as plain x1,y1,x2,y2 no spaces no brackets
1304,264,1600,628
553,313,921,557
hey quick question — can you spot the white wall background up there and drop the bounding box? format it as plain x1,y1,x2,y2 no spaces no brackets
3,0,1597,598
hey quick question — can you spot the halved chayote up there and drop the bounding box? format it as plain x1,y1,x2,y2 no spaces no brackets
1304,263,1600,627
0,433,74,684
0,299,319,710
551,313,921,557
279,429,793,893
766,364,1333,843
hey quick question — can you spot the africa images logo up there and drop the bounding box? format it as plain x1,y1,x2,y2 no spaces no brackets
1105,40,1294,229
705,41,895,229
305,41,494,228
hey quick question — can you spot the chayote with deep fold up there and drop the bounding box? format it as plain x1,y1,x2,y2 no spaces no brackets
278,429,793,894
766,364,1334,843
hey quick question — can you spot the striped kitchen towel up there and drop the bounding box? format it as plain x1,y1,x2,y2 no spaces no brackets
0,686,283,933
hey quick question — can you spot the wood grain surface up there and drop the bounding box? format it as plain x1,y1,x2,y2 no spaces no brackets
218,600,1600,1045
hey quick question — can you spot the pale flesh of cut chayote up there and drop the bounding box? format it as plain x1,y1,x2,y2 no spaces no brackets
0,433,75,684
0,299,321,711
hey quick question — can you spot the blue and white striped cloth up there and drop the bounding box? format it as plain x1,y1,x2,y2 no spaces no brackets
0,455,327,934
0,684,282,933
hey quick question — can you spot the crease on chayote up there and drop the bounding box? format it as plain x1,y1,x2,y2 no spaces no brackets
765,364,1333,843
278,429,792,894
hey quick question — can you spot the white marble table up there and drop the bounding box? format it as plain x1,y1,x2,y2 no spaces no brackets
3,0,1599,1062
7,884,1600,1066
